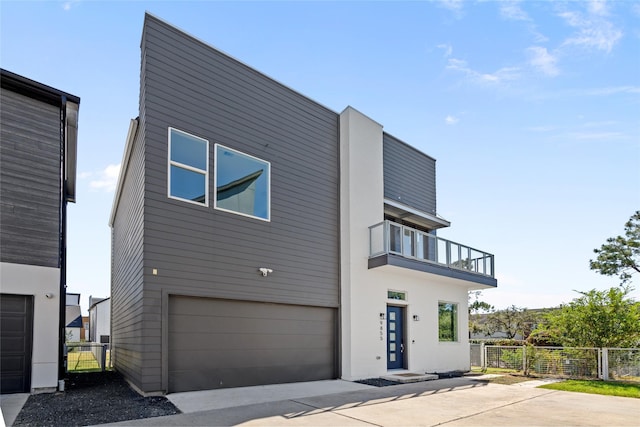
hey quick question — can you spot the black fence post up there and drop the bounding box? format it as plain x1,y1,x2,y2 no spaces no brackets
101,344,107,372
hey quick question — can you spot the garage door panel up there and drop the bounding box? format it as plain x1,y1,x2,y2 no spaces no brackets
0,294,33,394
1,356,27,377
170,363,336,392
168,296,336,392
170,298,330,321
168,346,334,371
1,336,30,352
169,331,331,351
170,314,333,335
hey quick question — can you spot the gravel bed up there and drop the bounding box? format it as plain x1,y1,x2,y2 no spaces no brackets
13,371,179,427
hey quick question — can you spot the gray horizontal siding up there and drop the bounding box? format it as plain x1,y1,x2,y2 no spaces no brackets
142,15,340,311
383,132,437,216
0,89,61,267
112,15,341,393
110,117,146,392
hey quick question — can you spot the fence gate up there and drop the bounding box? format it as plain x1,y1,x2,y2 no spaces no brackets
65,343,111,373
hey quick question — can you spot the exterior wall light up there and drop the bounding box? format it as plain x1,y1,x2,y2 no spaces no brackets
45,293,54,299
258,267,273,277
413,315,420,321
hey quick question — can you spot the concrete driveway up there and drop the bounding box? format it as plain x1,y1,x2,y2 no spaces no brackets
105,376,639,426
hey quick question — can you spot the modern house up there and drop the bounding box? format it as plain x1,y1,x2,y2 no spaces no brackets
0,69,79,393
65,293,83,342
110,13,496,395
88,296,110,344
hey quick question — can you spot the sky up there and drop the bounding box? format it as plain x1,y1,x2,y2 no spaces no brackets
1,1,639,314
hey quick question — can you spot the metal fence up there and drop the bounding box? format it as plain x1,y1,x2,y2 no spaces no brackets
607,348,640,381
65,342,112,373
471,344,640,382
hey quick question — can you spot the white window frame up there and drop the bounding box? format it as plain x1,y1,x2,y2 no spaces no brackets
167,127,209,207
213,143,271,222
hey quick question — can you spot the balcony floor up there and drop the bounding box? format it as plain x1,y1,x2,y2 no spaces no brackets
369,253,497,288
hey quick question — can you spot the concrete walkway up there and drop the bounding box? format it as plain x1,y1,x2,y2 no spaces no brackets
103,376,640,426
0,393,29,427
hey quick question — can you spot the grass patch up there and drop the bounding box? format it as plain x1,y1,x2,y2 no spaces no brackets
67,350,111,373
67,351,101,372
539,380,640,399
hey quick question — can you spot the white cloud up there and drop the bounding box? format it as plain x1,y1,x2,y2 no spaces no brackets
579,86,640,96
525,125,557,132
437,43,453,58
445,115,459,125
500,1,530,21
446,58,520,85
565,131,626,141
62,0,80,11
587,0,609,17
438,0,463,13
526,46,559,77
582,120,618,128
558,4,623,53
89,163,121,193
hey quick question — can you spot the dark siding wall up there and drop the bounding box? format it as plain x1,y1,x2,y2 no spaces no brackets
136,15,340,392
111,123,146,391
142,14,339,306
0,90,61,267
383,133,437,215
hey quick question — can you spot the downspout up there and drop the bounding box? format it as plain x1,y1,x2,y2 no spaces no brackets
58,96,68,382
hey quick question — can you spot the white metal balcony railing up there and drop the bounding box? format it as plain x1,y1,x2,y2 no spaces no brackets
369,220,495,278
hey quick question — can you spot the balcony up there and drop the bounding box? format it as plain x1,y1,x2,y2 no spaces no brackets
369,220,496,287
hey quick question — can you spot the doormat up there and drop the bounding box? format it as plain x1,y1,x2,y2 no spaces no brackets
355,378,402,387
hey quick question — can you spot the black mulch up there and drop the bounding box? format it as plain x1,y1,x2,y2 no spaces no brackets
355,378,403,387
13,371,180,427
436,371,466,379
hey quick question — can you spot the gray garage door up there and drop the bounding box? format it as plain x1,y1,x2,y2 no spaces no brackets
1,294,33,394
168,296,337,392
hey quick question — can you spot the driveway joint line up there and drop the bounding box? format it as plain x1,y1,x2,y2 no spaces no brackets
289,399,383,427
433,389,559,426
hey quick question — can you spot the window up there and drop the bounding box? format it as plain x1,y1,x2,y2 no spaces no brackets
168,128,209,205
438,302,458,342
387,290,406,301
214,144,270,221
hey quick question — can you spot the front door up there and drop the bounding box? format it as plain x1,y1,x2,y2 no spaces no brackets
387,306,405,370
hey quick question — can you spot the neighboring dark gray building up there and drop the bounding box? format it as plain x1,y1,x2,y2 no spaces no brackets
110,13,496,395
0,69,79,393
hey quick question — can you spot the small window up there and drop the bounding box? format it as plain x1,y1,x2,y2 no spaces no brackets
438,302,458,342
388,290,406,301
214,144,270,221
168,128,209,205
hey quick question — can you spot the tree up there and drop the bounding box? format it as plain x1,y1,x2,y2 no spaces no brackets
534,286,640,348
468,291,493,313
481,305,539,340
468,291,493,336
590,211,640,285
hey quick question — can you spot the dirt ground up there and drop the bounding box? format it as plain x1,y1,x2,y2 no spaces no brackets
13,371,179,427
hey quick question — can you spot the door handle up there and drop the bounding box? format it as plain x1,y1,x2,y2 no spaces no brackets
400,343,405,353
